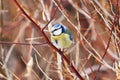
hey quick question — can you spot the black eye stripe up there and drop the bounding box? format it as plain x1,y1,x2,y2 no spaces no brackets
52,27,61,33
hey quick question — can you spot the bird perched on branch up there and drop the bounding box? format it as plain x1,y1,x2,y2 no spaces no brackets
50,23,73,50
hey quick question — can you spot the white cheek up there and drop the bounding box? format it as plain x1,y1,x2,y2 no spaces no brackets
53,28,62,36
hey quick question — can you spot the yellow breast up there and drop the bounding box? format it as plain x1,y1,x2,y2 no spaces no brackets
51,33,72,49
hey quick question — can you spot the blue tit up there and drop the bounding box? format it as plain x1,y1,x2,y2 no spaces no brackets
50,23,73,49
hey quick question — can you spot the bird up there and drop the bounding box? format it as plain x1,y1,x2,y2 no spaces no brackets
50,23,73,50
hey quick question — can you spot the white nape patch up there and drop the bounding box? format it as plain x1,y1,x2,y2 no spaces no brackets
53,28,62,36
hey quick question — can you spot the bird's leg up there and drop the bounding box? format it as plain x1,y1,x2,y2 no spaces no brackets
61,48,64,54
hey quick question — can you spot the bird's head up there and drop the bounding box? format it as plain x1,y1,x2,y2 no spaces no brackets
50,23,66,36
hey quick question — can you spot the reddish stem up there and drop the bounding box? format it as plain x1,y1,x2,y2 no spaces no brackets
94,0,119,79
14,0,84,80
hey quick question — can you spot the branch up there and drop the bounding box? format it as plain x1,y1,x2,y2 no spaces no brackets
14,0,84,80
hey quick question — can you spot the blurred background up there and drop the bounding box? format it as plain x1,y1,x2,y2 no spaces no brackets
0,0,120,80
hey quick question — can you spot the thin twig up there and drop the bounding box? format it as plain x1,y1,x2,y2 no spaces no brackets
14,0,84,79
94,0,119,79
